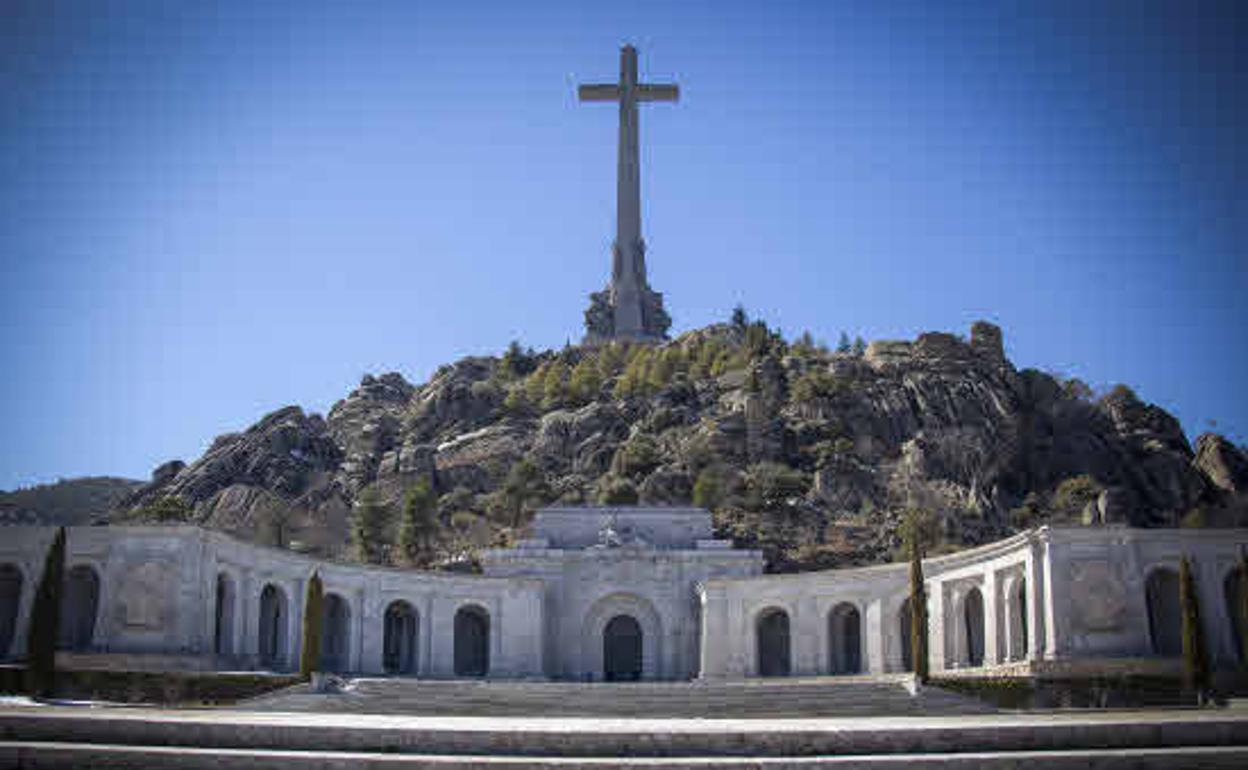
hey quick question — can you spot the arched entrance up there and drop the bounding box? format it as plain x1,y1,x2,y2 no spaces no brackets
214,573,236,656
828,602,862,674
59,565,99,651
603,614,643,681
0,565,21,659
1146,568,1182,656
756,607,791,677
321,593,351,673
1006,577,1028,661
258,584,288,669
962,587,985,667
1226,566,1248,663
899,598,913,672
454,604,490,677
383,601,418,675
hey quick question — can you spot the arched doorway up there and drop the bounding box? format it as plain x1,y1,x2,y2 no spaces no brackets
383,601,418,675
320,593,351,673
756,607,791,677
1225,566,1248,663
454,605,490,677
963,587,985,667
59,565,99,651
1146,568,1182,656
603,614,643,681
1007,577,1028,661
899,598,913,672
214,573,236,656
0,565,21,659
828,602,862,674
258,584,288,669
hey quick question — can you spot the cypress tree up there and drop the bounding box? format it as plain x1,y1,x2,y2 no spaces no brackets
26,527,66,697
1179,555,1210,702
299,571,324,679
909,533,930,684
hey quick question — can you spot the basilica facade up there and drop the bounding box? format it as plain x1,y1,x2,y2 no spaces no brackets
2,507,1247,682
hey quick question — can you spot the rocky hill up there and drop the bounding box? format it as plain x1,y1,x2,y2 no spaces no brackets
0,477,142,526
118,318,1248,572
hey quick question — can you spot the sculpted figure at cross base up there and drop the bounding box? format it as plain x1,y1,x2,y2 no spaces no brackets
579,45,675,344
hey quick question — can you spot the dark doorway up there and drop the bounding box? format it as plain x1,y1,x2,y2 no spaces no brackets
454,605,490,677
963,587,985,667
0,565,21,659
320,593,351,673
603,614,643,681
214,573,235,656
1146,568,1182,656
756,608,791,677
258,584,287,669
1226,566,1248,663
383,601,418,675
59,565,99,651
828,603,862,674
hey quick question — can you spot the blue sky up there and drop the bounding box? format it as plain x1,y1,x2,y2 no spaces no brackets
1,1,1245,489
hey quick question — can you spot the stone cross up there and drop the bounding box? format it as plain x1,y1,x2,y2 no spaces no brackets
579,45,677,342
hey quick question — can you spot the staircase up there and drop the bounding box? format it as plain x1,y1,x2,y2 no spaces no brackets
3,705,1248,768
239,674,993,718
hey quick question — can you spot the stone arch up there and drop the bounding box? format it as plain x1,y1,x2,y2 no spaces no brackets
756,607,791,677
320,592,351,673
1145,567,1182,656
899,597,914,672
258,583,288,669
960,586,985,667
454,604,490,677
214,572,237,656
581,593,662,681
383,600,418,675
0,564,22,659
1004,575,1028,662
828,602,862,675
1225,564,1248,664
59,564,100,651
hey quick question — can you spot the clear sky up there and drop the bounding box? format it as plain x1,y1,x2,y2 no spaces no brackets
2,1,1245,490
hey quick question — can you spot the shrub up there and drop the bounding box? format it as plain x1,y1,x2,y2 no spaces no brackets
692,470,723,511
597,476,639,505
351,488,391,564
135,496,193,523
612,435,662,479
397,480,438,566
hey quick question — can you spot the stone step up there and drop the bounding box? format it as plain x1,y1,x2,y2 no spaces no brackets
3,708,1248,758
4,742,1248,769
240,676,993,718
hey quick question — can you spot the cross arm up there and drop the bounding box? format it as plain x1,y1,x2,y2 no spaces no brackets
578,84,621,102
637,84,679,102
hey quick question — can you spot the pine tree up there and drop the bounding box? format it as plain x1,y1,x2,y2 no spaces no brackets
26,527,66,697
836,331,851,354
731,304,748,330
569,356,602,405
851,336,867,357
502,459,547,529
398,480,438,566
692,470,722,511
351,488,390,564
299,571,324,678
1179,555,1210,701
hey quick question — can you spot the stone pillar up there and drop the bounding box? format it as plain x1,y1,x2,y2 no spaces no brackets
350,585,366,673
928,581,946,672
1041,534,1061,660
865,598,885,674
982,571,1000,665
1025,539,1045,661
288,576,305,674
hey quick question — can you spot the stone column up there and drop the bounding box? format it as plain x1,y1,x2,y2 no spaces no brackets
982,570,999,665
928,581,946,672
865,597,884,674
1025,539,1045,662
697,584,729,678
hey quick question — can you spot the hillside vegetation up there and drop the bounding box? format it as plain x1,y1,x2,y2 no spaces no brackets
115,314,1248,572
